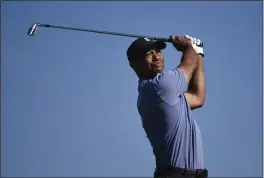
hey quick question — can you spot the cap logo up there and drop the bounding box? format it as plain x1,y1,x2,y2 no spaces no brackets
144,38,151,42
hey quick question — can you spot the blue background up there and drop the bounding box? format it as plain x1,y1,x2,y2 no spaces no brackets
2,2,263,177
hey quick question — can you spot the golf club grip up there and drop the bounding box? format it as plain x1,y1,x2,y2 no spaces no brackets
156,38,172,43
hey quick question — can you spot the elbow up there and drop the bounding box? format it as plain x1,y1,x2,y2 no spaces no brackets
190,98,205,110
197,98,205,108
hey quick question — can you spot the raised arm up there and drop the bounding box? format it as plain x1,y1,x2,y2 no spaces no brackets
169,35,198,85
183,36,206,109
184,54,205,109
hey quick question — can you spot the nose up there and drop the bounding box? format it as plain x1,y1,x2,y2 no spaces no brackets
152,51,161,61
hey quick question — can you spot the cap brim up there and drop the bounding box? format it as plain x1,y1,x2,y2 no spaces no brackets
153,41,167,50
145,41,166,53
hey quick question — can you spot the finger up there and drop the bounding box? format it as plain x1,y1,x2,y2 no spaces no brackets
193,38,197,45
169,35,175,40
184,35,193,41
196,39,201,46
185,35,194,44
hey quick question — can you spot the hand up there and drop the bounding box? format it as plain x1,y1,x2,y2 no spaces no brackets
169,35,192,52
184,35,204,56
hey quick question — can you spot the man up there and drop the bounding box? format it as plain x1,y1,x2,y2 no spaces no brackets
126,35,207,178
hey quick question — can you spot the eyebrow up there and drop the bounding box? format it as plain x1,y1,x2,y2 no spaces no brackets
146,49,161,55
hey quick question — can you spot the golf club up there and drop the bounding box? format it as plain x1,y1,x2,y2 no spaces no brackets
27,23,171,42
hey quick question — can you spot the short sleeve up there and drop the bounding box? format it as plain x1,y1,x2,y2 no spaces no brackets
153,68,188,104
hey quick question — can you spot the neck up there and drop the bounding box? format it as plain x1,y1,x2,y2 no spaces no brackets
138,72,157,79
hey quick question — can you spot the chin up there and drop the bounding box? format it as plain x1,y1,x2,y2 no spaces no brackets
155,68,164,73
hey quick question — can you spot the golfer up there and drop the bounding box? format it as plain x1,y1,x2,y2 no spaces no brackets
126,35,207,178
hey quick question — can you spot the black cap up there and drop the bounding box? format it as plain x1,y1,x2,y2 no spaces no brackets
126,37,166,61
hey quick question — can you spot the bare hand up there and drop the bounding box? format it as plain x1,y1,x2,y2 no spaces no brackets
170,35,192,52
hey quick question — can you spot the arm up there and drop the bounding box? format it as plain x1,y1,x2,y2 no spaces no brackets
176,43,198,86
156,36,198,104
184,54,205,109
153,42,198,104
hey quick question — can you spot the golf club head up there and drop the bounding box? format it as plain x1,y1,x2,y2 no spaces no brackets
27,23,39,36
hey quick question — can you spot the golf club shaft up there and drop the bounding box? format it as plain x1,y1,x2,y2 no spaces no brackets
29,23,171,42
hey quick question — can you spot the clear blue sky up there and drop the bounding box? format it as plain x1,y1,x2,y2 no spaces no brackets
2,1,263,177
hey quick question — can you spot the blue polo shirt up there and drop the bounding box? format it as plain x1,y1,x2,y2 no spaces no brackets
137,68,204,169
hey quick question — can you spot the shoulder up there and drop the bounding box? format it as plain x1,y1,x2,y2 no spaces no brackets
153,69,187,104
153,69,186,87
137,68,186,93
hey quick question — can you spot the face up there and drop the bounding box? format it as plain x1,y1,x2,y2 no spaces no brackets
144,48,164,73
131,48,164,78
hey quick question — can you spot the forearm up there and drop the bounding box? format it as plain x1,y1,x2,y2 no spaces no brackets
177,45,198,85
187,54,205,107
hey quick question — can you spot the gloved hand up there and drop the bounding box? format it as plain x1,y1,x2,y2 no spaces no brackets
169,35,193,52
184,35,204,57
